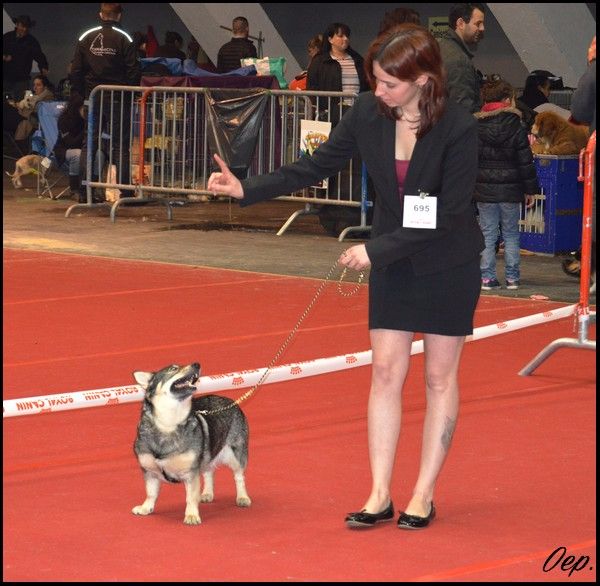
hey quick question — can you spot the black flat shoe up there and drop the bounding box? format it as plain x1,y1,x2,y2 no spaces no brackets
397,502,436,529
345,501,394,528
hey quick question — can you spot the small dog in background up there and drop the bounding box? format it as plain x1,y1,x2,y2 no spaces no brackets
131,362,251,525
6,153,50,190
531,111,590,155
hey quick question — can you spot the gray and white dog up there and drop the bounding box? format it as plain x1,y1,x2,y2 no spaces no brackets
132,362,251,525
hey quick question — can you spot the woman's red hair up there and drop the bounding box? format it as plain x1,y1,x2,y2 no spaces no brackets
365,24,446,138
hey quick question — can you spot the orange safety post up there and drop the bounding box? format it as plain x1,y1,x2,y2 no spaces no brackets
136,89,154,186
577,130,595,314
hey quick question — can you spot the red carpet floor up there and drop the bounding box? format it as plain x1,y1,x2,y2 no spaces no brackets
3,249,596,582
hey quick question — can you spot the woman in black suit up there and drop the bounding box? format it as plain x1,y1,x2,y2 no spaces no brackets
208,24,483,530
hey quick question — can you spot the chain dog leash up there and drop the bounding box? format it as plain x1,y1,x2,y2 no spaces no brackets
196,254,364,415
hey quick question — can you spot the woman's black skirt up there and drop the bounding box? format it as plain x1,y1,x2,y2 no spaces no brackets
369,256,481,336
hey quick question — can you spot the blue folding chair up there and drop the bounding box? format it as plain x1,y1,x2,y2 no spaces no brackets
32,101,73,199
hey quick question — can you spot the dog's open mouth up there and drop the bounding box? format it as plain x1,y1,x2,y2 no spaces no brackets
172,364,200,395
173,374,199,392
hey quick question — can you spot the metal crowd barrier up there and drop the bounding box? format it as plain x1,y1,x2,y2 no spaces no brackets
65,85,372,240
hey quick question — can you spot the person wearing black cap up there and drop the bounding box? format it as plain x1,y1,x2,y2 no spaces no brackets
3,15,49,101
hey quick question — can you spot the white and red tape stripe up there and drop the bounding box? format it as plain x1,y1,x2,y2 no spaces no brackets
3,304,577,418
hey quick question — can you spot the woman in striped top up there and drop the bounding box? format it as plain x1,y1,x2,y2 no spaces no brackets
307,22,369,123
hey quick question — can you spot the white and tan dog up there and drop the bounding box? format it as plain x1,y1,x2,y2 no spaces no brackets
6,154,49,189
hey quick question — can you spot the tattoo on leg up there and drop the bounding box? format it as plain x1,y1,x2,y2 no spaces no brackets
441,416,456,451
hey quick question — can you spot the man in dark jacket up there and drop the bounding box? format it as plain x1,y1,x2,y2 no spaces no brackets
438,4,485,113
70,3,139,98
217,17,257,73
473,79,540,291
70,3,140,200
3,15,49,101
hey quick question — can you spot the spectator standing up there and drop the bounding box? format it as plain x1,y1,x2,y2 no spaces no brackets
307,22,371,235
217,17,257,73
3,15,50,102
307,21,369,121
438,3,485,113
473,79,540,290
518,71,557,110
154,31,186,63
208,24,484,529
70,2,140,200
70,3,139,98
516,70,570,131
289,34,322,91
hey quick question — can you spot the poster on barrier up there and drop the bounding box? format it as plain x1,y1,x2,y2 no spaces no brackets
300,119,331,189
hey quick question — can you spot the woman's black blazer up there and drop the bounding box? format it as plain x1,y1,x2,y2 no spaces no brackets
241,92,484,275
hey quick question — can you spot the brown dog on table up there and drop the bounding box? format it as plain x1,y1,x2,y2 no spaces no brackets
531,111,589,155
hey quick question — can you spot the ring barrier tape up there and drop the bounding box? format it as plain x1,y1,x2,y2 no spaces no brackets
3,304,576,418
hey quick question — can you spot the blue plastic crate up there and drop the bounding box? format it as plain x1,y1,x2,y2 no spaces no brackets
520,155,583,254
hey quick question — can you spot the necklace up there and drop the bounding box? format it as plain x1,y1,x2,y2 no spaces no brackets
395,106,420,124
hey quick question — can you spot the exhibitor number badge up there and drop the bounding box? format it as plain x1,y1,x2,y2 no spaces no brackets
402,194,437,229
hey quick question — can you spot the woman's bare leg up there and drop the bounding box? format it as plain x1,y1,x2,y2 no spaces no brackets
403,333,465,517
360,328,414,513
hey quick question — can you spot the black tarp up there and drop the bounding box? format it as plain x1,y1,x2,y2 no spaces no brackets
204,89,270,180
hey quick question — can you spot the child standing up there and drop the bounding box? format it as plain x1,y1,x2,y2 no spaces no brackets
474,79,540,290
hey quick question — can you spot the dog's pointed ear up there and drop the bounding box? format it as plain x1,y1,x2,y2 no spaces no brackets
133,370,154,389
